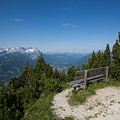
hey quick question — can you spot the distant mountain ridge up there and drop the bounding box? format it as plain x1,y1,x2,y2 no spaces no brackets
0,46,41,60
75,53,92,67
0,46,41,83
43,52,87,71
0,46,90,83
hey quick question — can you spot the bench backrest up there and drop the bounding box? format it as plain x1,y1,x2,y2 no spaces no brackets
75,66,111,89
75,66,110,80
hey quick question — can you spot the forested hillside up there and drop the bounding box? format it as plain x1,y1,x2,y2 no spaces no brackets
0,53,80,120
0,53,37,83
0,34,120,120
0,48,87,83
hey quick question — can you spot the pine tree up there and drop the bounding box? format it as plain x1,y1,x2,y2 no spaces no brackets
0,82,5,120
81,64,87,70
18,61,32,88
76,65,80,71
45,77,62,92
67,66,75,82
45,64,53,78
34,53,46,78
59,69,67,82
33,53,46,97
96,50,102,67
87,51,96,69
119,32,120,43
111,40,120,80
102,44,111,66
53,68,59,79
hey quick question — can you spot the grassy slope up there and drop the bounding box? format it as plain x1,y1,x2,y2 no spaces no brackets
22,79,120,120
22,83,73,120
69,78,120,106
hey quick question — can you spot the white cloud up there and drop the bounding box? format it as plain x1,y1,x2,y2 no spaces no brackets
14,18,24,22
62,23,80,28
64,8,72,12
62,23,72,27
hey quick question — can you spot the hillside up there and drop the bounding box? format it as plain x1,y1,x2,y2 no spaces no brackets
0,53,37,83
43,52,87,71
0,40,120,120
0,46,88,83
22,80,120,120
75,53,92,67
0,46,40,83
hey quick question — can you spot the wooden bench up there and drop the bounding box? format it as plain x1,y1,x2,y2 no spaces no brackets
67,66,111,90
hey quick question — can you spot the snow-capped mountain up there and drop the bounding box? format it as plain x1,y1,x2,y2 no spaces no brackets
0,46,40,60
0,46,89,83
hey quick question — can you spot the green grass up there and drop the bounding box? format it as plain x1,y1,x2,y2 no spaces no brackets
22,83,73,120
69,78,120,106
61,82,72,90
21,79,120,120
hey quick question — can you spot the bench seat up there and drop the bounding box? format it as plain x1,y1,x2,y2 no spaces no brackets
67,74,106,89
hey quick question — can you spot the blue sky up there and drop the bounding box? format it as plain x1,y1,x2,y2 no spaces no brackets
0,0,120,53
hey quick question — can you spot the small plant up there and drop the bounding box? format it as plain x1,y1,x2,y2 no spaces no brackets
103,114,106,117
110,100,116,103
69,79,120,105
87,106,94,110
84,115,94,120
66,91,72,98
118,101,120,104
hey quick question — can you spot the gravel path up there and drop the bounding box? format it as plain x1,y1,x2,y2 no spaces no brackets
51,87,120,120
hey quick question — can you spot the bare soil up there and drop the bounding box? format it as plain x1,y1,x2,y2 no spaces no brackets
52,87,120,120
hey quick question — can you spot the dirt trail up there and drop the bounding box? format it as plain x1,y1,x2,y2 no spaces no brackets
52,87,120,120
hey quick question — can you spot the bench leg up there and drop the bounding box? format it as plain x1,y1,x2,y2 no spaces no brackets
97,80,100,83
80,84,87,90
74,87,76,90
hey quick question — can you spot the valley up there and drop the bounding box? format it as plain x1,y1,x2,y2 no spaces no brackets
0,46,90,83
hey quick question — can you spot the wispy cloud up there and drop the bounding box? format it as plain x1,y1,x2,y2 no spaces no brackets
62,23,72,27
62,23,80,28
14,18,24,22
64,8,72,12
72,25,80,28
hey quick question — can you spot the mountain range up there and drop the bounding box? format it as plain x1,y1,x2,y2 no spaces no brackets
0,46,90,83
0,46,40,60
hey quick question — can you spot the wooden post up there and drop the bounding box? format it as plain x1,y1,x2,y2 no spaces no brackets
84,70,87,89
106,66,109,82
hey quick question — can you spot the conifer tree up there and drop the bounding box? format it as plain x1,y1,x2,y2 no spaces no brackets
87,51,96,68
67,66,76,82
96,50,102,67
102,44,111,66
81,64,87,70
111,40,120,80
76,65,80,71
45,64,53,78
34,53,46,77
0,82,5,120
119,32,120,43
18,61,32,87
59,69,67,82
33,53,46,96
53,68,59,79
